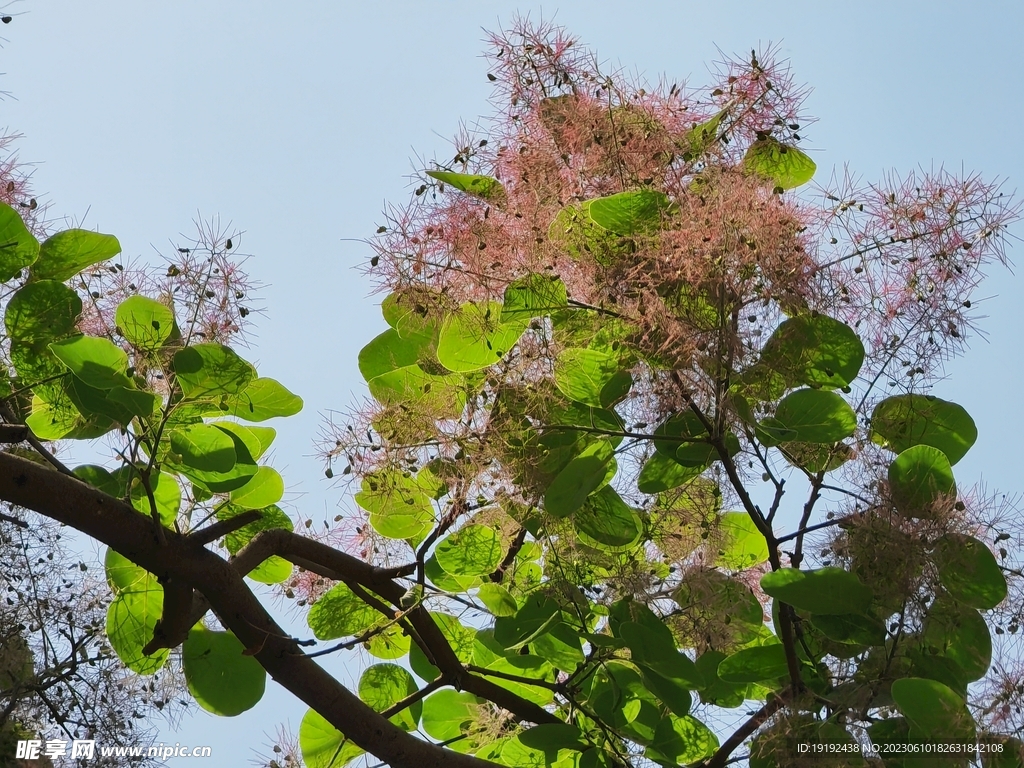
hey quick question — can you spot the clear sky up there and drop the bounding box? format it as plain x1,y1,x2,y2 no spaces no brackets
4,1,1023,764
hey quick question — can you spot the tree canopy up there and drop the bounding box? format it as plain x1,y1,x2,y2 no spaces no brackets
2,19,1023,768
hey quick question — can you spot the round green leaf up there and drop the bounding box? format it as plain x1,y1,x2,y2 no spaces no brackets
575,486,642,548
922,594,991,682
229,466,285,509
774,388,857,444
435,525,503,577
210,421,276,460
365,624,411,660
436,301,526,372
223,377,303,421
554,347,631,408
715,512,769,570
0,202,40,281
182,627,266,716
104,547,158,596
129,471,181,527
933,534,1007,610
299,708,363,768
421,689,481,741
425,170,505,201
646,714,719,765
586,190,673,235
888,445,956,517
871,394,977,465
742,137,816,189
169,423,237,472
891,677,975,742
717,644,789,683
544,438,616,518
307,582,379,640
49,335,131,389
5,280,82,343
106,590,167,675
355,469,434,540
115,295,175,350
501,273,568,322
32,228,120,282
358,327,425,381
172,343,255,399
760,567,872,615
477,583,519,617
637,451,702,493
760,313,864,388
358,663,420,731
809,613,886,647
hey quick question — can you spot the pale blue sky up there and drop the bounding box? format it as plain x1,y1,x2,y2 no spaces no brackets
4,1,1023,764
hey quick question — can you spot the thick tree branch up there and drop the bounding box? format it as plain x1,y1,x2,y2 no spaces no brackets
696,693,788,768
0,451,502,768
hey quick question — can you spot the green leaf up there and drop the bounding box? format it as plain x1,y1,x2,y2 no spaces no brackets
299,709,363,768
210,421,276,460
554,347,631,408
425,553,481,592
871,394,977,465
182,627,266,716
220,503,293,584
477,583,518,617
501,274,568,322
32,229,120,281
760,568,872,615
888,445,956,517
175,426,258,493
760,313,864,388
79,465,129,499
742,137,816,189
646,714,719,765
809,613,886,647
425,170,505,201
115,295,175,351
367,364,465,414
172,343,255,400
49,335,131,389
637,451,702,493
922,593,991,683
586,190,674,236
694,651,746,708
717,644,789,683
355,469,434,540
26,394,82,440
381,289,441,343
421,689,481,741
104,547,156,595
933,534,1007,610
435,525,503,577
682,111,725,157
358,664,420,731
5,281,82,343
363,624,410,661
358,328,425,381
715,512,769,570
229,466,285,509
773,388,857,443
545,438,616,517
891,678,975,742
575,486,642,548
169,423,237,472
436,301,526,372
517,724,587,756
129,471,181,527
307,582,379,640
224,376,303,421
106,589,167,675
0,202,40,281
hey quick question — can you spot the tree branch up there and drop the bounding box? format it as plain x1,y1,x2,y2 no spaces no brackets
0,451,502,768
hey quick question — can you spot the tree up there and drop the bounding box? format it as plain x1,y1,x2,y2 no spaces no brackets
0,131,179,768
2,18,1023,768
